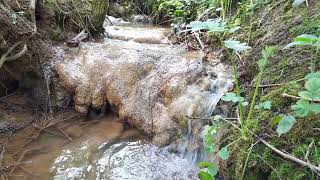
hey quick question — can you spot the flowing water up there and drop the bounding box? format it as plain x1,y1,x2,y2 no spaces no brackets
4,21,233,180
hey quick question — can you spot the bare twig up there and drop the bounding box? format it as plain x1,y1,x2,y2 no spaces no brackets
261,139,320,172
194,32,204,49
282,93,320,103
0,41,23,68
56,126,72,141
304,139,314,160
5,45,28,61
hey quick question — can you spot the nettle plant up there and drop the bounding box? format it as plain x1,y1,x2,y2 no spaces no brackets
274,34,320,136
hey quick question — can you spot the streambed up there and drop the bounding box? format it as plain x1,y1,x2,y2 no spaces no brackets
1,21,232,180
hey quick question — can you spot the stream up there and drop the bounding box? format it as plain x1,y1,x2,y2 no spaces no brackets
4,19,233,180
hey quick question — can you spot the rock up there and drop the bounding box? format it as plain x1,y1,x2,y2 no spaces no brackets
131,14,152,23
103,16,131,27
54,30,233,146
65,125,83,138
104,25,170,44
108,3,126,18
120,128,141,139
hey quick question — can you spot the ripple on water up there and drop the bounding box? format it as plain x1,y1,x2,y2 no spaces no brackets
51,140,199,180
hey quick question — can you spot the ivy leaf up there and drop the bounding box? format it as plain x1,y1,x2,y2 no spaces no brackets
292,99,311,117
207,164,218,177
292,0,305,8
224,39,251,53
276,115,296,137
198,171,213,180
254,101,272,110
218,147,230,160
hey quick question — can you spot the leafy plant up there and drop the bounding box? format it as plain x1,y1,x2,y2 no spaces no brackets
274,72,320,136
199,125,230,179
221,92,248,106
285,34,320,72
292,0,306,8
254,101,272,110
221,46,274,139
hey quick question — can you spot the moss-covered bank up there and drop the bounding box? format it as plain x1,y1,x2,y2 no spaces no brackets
222,0,320,179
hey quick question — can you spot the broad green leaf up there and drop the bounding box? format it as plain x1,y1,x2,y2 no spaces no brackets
224,39,252,53
271,115,283,127
299,91,320,101
309,103,320,113
292,0,305,8
294,34,318,43
206,20,225,32
205,144,215,154
228,26,241,33
306,72,320,80
208,164,218,177
241,101,249,106
190,21,207,32
292,99,311,117
285,34,320,48
255,101,272,110
276,115,296,137
221,92,245,103
198,171,213,180
218,147,230,160
305,78,320,94
198,161,211,168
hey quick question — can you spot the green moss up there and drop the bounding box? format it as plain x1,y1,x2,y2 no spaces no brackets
269,163,306,180
260,82,303,110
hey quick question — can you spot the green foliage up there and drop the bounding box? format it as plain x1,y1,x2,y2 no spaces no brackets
276,115,296,137
221,92,248,106
199,125,230,179
285,34,320,48
273,72,320,136
254,101,272,110
218,147,230,160
223,39,252,53
292,0,306,8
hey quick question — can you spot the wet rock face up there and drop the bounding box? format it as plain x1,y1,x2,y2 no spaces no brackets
54,26,232,146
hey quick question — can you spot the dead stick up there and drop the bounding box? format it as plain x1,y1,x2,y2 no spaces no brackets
282,93,320,103
56,127,72,141
261,139,320,172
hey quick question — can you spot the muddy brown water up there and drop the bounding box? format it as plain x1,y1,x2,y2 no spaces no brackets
1,22,232,179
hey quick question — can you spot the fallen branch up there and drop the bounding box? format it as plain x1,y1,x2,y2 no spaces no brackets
56,126,73,141
0,41,23,68
5,45,28,61
282,93,320,103
261,139,320,173
66,29,88,47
